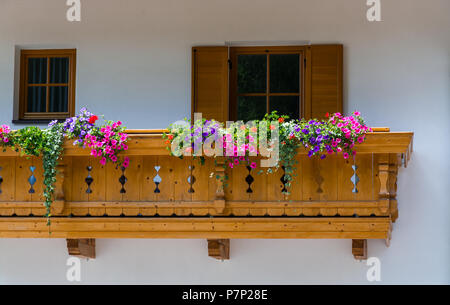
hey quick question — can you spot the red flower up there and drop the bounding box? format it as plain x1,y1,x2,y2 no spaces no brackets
325,112,329,118
278,117,285,123
168,134,174,140
89,115,99,124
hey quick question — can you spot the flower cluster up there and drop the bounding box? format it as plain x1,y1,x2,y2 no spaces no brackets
83,121,130,167
58,107,98,145
0,124,11,145
290,111,372,160
165,111,372,192
61,109,130,168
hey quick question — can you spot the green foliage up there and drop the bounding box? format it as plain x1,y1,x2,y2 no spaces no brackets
7,125,65,223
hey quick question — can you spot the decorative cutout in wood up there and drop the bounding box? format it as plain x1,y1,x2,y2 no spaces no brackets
351,164,359,193
187,165,196,193
85,166,93,194
0,166,3,194
119,166,127,194
28,166,36,194
153,165,161,193
245,166,254,193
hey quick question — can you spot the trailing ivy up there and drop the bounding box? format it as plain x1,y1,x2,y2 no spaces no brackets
42,124,65,222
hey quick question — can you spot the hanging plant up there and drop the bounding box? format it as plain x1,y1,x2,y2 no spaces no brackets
0,108,130,224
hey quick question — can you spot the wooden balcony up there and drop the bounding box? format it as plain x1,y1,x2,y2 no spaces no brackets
0,129,413,260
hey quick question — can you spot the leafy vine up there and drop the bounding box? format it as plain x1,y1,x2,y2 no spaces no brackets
0,108,129,224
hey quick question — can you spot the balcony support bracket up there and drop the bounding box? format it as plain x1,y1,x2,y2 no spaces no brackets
207,239,230,260
352,239,367,260
67,239,96,259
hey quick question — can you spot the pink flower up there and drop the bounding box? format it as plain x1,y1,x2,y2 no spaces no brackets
90,149,98,157
228,163,234,169
250,162,257,169
353,111,361,116
357,136,364,144
234,159,239,165
100,157,107,165
343,152,349,159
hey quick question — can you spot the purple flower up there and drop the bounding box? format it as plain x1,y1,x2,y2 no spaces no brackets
308,150,314,157
302,129,309,134
320,155,326,160
48,120,58,127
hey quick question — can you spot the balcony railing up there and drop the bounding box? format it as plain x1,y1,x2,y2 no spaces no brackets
0,129,413,260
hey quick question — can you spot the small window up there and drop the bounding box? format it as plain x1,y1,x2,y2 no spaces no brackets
19,49,76,120
230,46,303,121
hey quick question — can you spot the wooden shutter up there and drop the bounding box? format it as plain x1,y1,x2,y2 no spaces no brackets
304,44,343,119
191,46,229,122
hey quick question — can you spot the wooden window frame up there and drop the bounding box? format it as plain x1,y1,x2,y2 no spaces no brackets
19,49,76,120
229,46,306,121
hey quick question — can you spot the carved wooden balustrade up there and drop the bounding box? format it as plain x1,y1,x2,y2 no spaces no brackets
0,129,413,260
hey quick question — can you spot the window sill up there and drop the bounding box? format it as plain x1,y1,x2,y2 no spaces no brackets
12,119,64,125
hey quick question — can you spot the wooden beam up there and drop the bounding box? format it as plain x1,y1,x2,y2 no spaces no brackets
67,239,96,259
208,239,229,260
352,239,367,260
0,217,391,239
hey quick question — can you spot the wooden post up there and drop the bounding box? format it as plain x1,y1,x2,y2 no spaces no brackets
207,239,230,260
352,239,367,260
67,239,96,259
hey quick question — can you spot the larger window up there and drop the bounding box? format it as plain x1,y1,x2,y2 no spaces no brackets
19,49,76,120
230,46,304,121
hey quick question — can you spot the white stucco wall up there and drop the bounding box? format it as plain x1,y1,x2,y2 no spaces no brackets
0,0,449,284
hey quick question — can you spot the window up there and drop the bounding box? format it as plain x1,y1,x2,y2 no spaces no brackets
230,46,304,121
19,49,76,120
192,44,342,122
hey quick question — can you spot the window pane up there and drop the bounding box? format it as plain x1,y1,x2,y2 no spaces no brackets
50,57,69,84
270,54,300,93
49,86,68,112
237,96,267,121
28,58,47,84
27,86,47,112
269,96,299,120
237,55,267,93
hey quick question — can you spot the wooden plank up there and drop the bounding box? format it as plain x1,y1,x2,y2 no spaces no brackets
140,156,157,202
0,157,15,202
88,157,107,202
0,217,391,239
122,156,142,202
0,132,414,157
15,157,32,202
71,157,89,202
